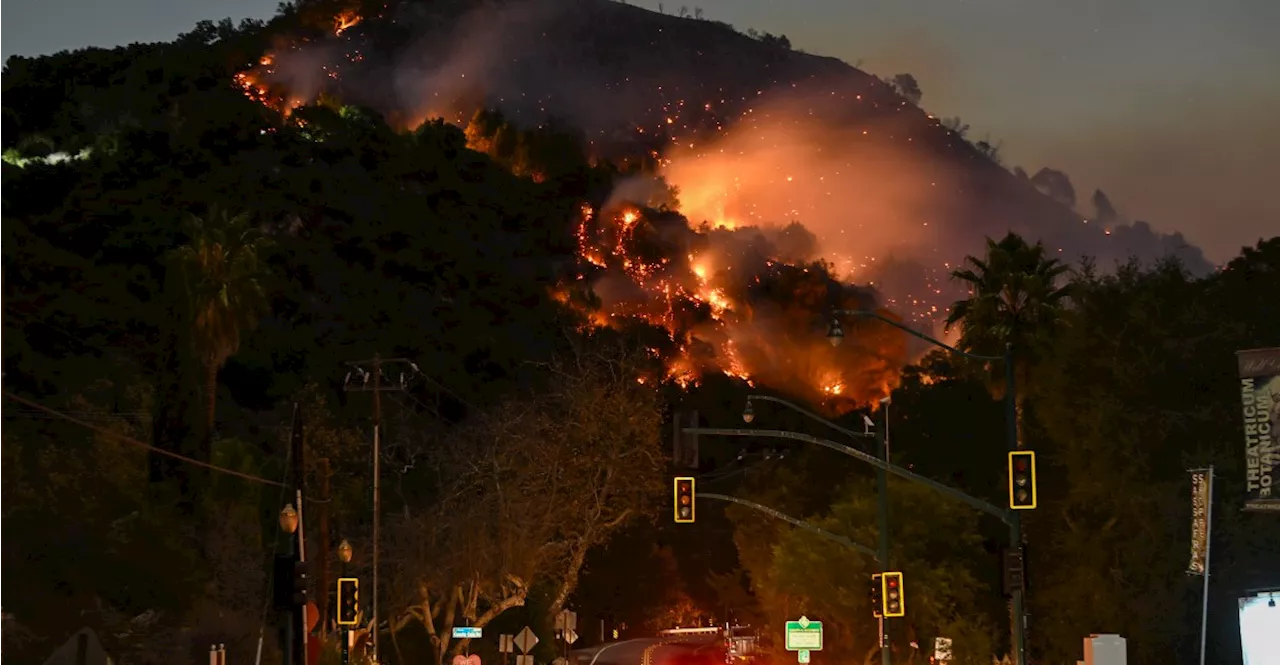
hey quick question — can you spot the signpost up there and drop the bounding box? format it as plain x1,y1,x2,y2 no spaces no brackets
514,625,538,665
514,627,539,654
785,616,823,663
555,610,578,665
499,634,515,665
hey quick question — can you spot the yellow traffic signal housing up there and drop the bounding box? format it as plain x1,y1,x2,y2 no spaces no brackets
1008,451,1038,510
674,476,696,523
337,577,360,626
881,571,905,618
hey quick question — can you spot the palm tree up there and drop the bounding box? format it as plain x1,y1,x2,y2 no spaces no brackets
168,206,272,444
944,232,1072,437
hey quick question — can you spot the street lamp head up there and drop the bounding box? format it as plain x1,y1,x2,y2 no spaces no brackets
826,318,844,347
742,400,755,424
338,538,353,563
278,504,299,534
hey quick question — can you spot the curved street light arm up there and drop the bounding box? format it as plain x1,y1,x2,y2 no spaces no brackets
685,427,1011,523
745,393,873,441
699,491,880,562
832,309,1005,362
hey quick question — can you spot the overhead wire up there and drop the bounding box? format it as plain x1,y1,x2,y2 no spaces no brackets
2,392,287,488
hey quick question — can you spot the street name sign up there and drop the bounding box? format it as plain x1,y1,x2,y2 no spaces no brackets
453,627,483,639
784,616,823,652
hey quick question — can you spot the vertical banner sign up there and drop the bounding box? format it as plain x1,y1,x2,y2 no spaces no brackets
1237,347,1280,512
1188,470,1210,575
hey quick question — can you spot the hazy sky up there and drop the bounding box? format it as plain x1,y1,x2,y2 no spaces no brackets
4,0,1278,261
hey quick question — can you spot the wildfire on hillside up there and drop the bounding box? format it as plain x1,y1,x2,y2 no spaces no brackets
557,202,905,411
233,7,368,116
227,3,978,411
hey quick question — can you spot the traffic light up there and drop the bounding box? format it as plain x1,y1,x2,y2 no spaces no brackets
1008,450,1038,510
337,578,360,626
292,561,309,606
869,573,883,618
881,572,905,618
674,476,696,523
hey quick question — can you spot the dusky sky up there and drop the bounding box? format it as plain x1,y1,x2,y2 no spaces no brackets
4,0,1277,261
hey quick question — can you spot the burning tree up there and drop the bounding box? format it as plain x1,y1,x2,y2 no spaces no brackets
562,200,907,412
382,337,666,662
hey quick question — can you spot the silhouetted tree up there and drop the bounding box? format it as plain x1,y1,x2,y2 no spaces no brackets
1091,188,1118,224
941,116,970,137
945,232,1072,435
1030,167,1077,208
169,207,272,449
888,73,922,104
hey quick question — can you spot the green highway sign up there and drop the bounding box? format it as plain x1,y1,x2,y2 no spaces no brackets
784,616,823,652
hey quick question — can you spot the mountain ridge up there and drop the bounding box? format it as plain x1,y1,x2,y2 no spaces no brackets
248,0,1210,278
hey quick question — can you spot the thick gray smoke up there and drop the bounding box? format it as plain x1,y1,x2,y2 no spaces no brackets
260,0,1212,328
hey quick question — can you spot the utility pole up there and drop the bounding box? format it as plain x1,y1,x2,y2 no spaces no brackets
1,260,6,478
343,356,417,663
291,403,309,665
0,262,6,572
318,457,332,638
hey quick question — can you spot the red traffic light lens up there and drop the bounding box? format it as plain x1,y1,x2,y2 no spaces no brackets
1014,459,1028,472
678,481,692,493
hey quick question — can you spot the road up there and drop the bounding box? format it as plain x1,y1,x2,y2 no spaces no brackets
571,635,721,665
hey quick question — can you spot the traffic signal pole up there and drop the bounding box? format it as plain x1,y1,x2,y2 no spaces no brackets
1004,346,1028,665
874,418,891,665
829,310,1031,665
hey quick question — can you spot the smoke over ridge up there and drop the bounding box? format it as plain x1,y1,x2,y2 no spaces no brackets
239,0,1211,404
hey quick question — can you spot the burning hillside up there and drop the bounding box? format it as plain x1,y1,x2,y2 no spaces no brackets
226,0,1205,406
559,201,906,408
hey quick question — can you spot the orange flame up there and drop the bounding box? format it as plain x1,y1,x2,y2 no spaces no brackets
558,203,902,411
334,10,362,35
231,10,909,410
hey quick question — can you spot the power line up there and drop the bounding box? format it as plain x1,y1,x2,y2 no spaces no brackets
2,391,286,488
